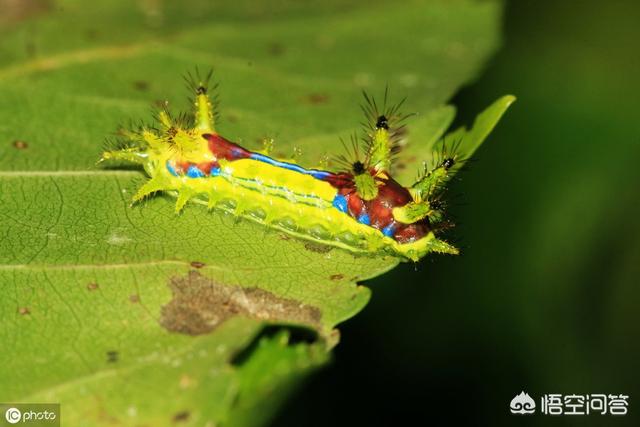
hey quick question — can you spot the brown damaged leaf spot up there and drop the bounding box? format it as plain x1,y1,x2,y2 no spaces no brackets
133,80,149,91
0,0,51,26
87,282,99,291
404,155,418,164
160,271,322,336
129,294,140,303
304,241,333,254
18,307,30,315
329,274,344,281
179,374,195,389
172,411,190,423
267,42,286,56
189,261,205,269
12,140,28,149
84,29,99,41
303,93,330,105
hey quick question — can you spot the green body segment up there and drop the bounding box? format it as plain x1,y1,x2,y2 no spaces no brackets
136,155,454,261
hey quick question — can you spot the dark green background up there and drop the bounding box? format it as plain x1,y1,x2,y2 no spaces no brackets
276,1,640,426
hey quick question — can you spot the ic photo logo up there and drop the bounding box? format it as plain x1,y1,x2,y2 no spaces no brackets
1,404,59,426
4,407,21,424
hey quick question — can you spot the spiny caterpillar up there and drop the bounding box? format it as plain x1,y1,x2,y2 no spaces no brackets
100,72,463,262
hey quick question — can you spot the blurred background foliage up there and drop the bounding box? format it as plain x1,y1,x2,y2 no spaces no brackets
275,1,640,426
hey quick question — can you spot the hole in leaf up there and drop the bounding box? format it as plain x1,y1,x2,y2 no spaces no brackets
230,325,318,367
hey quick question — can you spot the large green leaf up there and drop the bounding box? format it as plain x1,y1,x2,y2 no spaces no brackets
0,0,506,425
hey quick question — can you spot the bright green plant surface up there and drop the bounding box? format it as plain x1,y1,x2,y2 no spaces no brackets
0,0,510,425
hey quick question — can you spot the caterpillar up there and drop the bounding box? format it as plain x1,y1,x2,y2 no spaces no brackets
100,72,462,262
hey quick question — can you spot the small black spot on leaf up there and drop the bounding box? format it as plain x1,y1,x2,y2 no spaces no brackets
85,29,99,40
106,350,118,363
267,42,286,56
133,80,149,91
172,411,190,423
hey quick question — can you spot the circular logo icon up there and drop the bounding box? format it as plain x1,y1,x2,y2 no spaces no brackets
5,407,21,424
